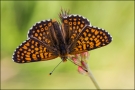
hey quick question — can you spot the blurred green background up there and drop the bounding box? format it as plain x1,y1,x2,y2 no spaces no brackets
1,1,134,89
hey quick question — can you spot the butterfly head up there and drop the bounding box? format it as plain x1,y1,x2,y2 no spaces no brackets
59,50,68,62
61,56,68,62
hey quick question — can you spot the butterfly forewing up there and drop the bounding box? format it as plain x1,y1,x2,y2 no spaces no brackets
69,26,112,54
12,39,58,63
61,15,90,45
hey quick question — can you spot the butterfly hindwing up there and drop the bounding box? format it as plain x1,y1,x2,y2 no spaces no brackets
61,15,90,45
28,20,57,47
69,26,112,54
12,39,58,63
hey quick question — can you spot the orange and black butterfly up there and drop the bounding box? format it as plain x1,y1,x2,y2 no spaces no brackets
12,9,112,63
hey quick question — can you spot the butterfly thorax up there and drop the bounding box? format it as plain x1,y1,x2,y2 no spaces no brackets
58,44,68,62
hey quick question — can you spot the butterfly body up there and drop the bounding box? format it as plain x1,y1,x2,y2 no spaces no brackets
12,10,112,63
52,21,68,60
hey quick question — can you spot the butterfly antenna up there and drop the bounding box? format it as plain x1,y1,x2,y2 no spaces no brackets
49,60,63,75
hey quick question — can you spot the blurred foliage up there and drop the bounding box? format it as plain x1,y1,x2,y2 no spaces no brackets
1,1,134,89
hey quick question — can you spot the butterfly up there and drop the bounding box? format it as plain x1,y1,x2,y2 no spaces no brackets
12,10,112,63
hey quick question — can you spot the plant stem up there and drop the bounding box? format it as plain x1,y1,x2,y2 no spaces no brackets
87,68,100,89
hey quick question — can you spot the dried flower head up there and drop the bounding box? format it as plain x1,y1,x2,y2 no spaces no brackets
68,51,90,76
68,51,100,89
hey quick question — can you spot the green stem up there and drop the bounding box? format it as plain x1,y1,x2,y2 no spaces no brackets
87,68,101,89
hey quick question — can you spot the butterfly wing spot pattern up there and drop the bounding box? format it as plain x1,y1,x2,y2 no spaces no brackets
68,25,112,54
13,39,58,63
12,10,112,63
